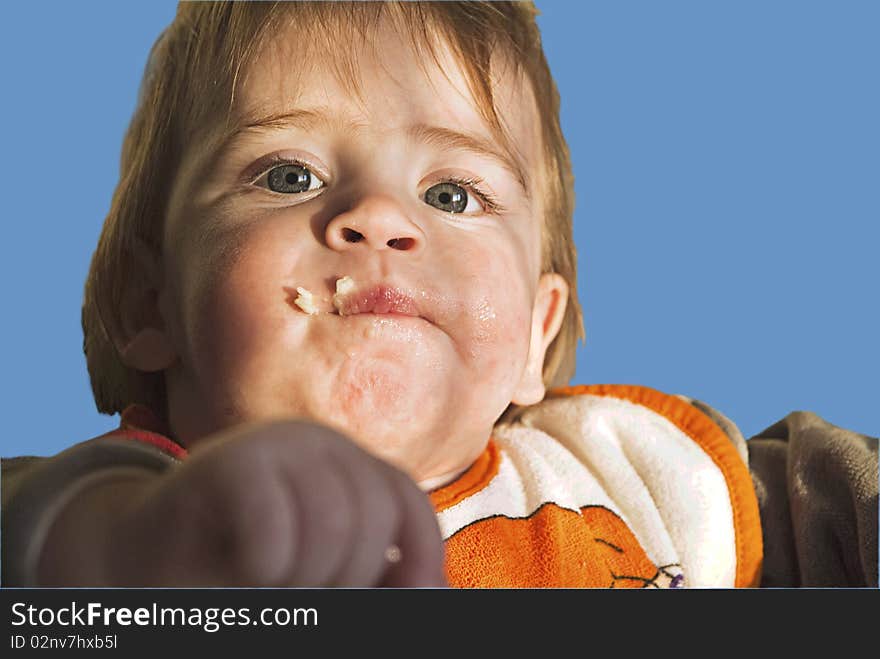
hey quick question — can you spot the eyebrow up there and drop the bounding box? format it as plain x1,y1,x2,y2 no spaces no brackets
227,107,531,200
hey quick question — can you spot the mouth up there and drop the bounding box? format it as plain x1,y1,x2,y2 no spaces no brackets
334,283,427,321
286,278,438,325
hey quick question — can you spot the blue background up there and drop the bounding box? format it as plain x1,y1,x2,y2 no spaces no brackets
1,1,876,457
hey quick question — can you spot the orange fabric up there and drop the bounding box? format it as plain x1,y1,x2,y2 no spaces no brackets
104,404,188,460
444,503,670,588
429,441,500,513
547,384,764,587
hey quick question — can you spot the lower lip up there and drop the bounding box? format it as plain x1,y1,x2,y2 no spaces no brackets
337,287,422,317
340,312,428,323
336,313,433,337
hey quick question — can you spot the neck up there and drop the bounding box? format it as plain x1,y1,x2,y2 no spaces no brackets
417,467,468,492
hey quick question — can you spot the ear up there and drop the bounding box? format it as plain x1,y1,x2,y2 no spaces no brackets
114,239,178,373
511,272,569,406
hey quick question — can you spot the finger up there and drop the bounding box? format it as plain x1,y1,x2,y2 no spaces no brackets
379,467,447,588
145,448,295,587
272,433,360,587
321,446,402,587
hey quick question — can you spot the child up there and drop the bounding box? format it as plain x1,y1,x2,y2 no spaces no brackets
2,1,876,588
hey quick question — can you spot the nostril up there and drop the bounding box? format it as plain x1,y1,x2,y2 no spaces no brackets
387,237,415,250
342,228,364,243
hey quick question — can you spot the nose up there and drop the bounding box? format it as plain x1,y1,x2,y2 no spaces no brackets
325,194,423,253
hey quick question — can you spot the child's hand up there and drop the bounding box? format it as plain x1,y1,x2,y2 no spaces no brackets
37,420,447,587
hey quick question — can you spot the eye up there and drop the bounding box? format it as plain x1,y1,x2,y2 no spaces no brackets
423,177,502,215
424,181,480,214
256,162,325,194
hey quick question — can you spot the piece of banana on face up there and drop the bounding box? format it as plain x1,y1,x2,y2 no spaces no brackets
332,276,356,314
293,287,319,315
293,277,356,315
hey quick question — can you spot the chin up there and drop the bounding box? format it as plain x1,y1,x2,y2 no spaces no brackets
313,366,438,462
333,349,437,414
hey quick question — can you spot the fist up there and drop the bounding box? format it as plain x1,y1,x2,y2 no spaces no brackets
46,420,447,587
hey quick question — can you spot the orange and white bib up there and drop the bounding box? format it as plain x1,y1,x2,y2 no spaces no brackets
430,385,763,588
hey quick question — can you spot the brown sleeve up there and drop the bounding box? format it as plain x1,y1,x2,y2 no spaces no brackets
677,396,878,587
747,412,878,587
2,439,177,587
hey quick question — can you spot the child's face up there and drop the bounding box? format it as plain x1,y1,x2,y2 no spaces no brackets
136,19,567,483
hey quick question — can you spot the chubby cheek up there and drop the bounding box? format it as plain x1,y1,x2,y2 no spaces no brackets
447,245,533,403
175,224,306,422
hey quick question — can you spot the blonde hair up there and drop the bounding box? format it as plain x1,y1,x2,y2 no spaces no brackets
83,1,585,419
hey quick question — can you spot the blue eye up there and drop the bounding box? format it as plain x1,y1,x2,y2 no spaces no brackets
424,182,470,213
423,176,503,215
259,162,325,194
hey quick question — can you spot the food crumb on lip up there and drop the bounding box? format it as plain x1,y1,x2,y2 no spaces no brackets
293,286,319,315
332,276,356,314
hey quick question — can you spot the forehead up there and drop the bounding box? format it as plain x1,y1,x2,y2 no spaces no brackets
229,13,542,198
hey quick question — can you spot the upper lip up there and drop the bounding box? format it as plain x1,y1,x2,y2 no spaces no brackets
334,283,428,321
